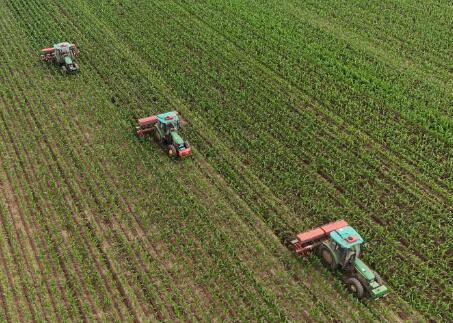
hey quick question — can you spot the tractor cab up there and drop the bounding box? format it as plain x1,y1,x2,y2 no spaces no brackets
55,42,70,54
329,225,363,269
325,226,388,299
156,112,180,134
136,110,191,158
53,42,79,73
154,112,190,157
41,41,80,74
292,219,388,299
54,42,73,60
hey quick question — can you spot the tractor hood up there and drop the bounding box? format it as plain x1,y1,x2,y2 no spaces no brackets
64,56,73,65
170,131,184,146
370,285,388,299
354,258,375,281
354,258,389,298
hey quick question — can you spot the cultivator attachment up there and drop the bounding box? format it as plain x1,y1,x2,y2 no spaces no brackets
40,48,56,61
136,115,158,136
290,219,348,256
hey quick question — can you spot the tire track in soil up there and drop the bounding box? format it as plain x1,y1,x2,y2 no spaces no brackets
7,79,134,322
0,169,58,322
0,97,90,322
0,191,17,323
0,57,128,321
14,0,206,318
0,5,145,319
34,4,237,318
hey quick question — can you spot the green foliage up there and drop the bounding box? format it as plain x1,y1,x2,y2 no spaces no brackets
0,0,450,321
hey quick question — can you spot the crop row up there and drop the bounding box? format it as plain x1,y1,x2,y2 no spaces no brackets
81,0,451,319
53,0,378,322
298,0,452,74
0,0,372,321
1,4,193,320
63,0,428,322
2,0,450,321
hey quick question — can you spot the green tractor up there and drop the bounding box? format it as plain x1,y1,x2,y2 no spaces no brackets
136,111,191,158
291,220,388,299
41,42,80,74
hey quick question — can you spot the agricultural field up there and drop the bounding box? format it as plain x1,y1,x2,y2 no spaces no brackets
0,0,451,321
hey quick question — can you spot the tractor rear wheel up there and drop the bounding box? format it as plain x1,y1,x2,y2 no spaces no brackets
319,245,337,270
154,128,161,142
373,271,384,285
346,277,364,299
168,145,177,157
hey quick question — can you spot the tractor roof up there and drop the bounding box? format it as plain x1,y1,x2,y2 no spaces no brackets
329,225,363,249
157,111,179,125
54,42,71,50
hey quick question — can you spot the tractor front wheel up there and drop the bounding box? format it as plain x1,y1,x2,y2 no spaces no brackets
346,277,364,299
168,145,177,157
373,271,384,285
319,245,337,270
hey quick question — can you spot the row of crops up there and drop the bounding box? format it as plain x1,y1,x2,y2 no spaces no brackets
0,0,383,321
0,0,451,321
